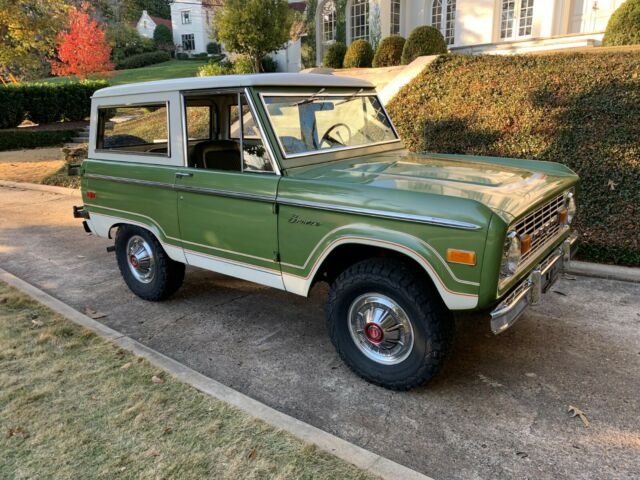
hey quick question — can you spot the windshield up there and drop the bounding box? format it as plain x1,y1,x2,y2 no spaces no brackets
261,93,398,158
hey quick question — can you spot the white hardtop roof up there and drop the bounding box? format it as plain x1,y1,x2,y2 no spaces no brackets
92,73,374,99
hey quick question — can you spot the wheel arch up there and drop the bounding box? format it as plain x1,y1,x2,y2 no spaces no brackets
282,233,479,311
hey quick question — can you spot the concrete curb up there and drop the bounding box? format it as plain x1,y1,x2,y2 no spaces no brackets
0,180,80,197
565,260,640,284
0,267,433,480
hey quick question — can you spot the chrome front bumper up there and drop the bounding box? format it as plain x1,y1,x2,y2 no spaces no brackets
490,233,578,335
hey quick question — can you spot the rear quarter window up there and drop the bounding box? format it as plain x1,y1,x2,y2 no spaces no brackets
97,104,169,156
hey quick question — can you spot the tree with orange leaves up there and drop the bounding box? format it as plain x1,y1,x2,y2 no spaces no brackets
50,2,113,79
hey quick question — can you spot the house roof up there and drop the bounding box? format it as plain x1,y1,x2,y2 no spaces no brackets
92,73,374,99
149,15,172,30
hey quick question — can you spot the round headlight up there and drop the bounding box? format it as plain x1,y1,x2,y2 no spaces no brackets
500,231,521,278
567,192,576,224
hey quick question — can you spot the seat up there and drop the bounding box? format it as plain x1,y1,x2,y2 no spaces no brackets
190,140,241,171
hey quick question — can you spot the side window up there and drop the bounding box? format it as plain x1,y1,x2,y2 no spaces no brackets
229,95,273,173
186,106,211,141
97,104,169,156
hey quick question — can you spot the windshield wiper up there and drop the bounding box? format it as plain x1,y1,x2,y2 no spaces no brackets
335,88,364,106
291,88,326,106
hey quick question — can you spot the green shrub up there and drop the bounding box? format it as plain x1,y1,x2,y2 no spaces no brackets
198,62,232,77
401,26,447,64
603,0,640,46
233,56,255,74
0,81,108,129
107,24,156,62
323,42,347,68
207,42,222,54
261,56,278,73
192,52,209,59
0,129,76,151
153,25,173,48
176,52,189,60
387,53,640,266
343,40,374,68
373,35,406,67
116,51,171,70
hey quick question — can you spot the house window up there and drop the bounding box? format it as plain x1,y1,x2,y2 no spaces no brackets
431,0,456,45
182,34,196,51
181,10,191,24
350,0,369,42
500,0,534,39
390,0,401,35
321,0,337,43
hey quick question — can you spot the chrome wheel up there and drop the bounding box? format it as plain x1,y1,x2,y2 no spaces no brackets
126,235,155,284
347,293,415,365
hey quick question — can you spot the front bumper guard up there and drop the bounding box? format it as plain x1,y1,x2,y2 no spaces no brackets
490,233,578,335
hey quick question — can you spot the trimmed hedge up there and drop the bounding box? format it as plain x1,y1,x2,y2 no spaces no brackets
116,51,171,70
401,26,447,64
387,53,640,266
603,0,640,46
373,35,406,67
323,42,347,68
0,129,76,151
343,40,374,68
0,81,107,129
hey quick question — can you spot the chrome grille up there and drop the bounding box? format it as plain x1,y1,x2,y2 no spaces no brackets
514,192,566,265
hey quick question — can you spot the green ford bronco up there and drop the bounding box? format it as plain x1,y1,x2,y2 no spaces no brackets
73,73,578,390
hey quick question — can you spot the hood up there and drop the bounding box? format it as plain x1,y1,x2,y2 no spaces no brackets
287,150,579,223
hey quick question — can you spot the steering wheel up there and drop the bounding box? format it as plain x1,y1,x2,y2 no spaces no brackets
319,123,352,148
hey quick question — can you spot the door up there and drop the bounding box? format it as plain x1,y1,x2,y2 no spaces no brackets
176,90,283,289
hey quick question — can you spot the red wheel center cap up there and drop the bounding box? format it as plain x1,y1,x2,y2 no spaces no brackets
364,323,384,344
129,255,139,268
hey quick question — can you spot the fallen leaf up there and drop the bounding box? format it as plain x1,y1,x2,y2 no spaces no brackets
607,179,618,191
84,307,107,319
6,427,29,439
568,405,590,427
163,427,173,435
151,375,164,384
120,362,132,370
31,319,44,327
247,449,257,460
553,290,567,296
516,451,528,459
148,449,160,457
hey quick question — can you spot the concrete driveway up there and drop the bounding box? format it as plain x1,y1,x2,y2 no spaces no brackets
1,185,639,480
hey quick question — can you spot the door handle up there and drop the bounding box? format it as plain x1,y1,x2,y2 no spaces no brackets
175,172,193,179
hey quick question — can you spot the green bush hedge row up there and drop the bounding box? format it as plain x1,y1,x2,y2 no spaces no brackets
0,129,76,151
116,51,171,70
373,35,406,67
343,40,374,68
603,0,640,46
323,42,347,68
0,81,108,129
387,52,640,266
401,26,447,64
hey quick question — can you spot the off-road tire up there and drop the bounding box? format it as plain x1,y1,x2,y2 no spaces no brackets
326,257,454,390
115,225,185,301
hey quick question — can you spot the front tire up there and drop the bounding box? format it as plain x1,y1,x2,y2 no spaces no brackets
326,258,454,390
115,225,185,301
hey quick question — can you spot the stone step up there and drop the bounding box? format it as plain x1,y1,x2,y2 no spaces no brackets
71,137,89,143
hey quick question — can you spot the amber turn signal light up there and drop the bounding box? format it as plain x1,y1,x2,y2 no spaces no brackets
447,249,477,266
558,207,568,225
519,233,532,254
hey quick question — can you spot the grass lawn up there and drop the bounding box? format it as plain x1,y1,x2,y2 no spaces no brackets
0,148,65,184
0,282,374,480
40,59,209,86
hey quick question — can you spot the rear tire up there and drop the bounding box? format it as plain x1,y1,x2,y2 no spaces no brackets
115,225,185,301
326,258,454,390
